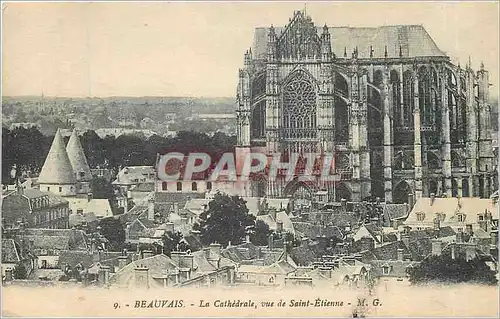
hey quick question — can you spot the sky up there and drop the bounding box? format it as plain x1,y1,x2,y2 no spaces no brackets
2,1,499,98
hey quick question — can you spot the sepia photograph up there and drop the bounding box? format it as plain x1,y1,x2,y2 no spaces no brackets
1,1,499,317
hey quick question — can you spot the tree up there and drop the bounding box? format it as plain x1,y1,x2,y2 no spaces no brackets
408,254,498,285
98,217,125,251
194,193,256,247
250,220,272,246
161,231,190,256
13,263,28,279
91,177,116,200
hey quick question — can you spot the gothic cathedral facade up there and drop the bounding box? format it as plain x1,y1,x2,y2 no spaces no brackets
235,10,497,204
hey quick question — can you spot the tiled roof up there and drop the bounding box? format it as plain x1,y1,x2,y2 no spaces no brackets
25,235,70,251
109,254,178,288
38,129,76,185
58,250,95,268
252,24,445,60
292,222,343,239
407,238,432,261
290,244,316,266
66,198,114,218
372,241,409,260
2,239,21,263
258,260,296,275
113,166,155,185
66,129,92,182
24,228,88,250
384,204,409,220
130,183,155,192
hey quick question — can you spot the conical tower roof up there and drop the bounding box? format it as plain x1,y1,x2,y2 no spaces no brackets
38,129,77,185
66,129,92,182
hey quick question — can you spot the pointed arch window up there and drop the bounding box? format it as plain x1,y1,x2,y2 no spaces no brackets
282,70,317,139
401,71,415,128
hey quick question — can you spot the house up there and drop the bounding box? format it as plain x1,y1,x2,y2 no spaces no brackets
404,196,498,233
2,188,71,229
66,196,115,219
257,210,295,234
107,244,236,288
1,239,35,279
370,260,419,285
237,259,297,286
112,166,156,194
288,257,372,288
20,228,89,270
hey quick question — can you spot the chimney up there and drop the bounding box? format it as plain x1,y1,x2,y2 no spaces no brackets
87,192,93,202
181,254,194,270
148,198,155,221
433,214,441,231
92,250,101,263
117,255,129,270
268,234,274,250
142,250,154,259
397,248,404,261
491,231,498,247
343,257,356,266
209,243,221,257
170,251,184,267
277,220,283,233
340,198,347,212
4,268,13,282
465,224,473,236
430,193,436,205
318,267,332,279
203,247,210,259
456,230,464,243
401,233,410,248
165,222,175,233
392,219,399,230
408,193,414,209
431,239,443,256
134,265,150,289
98,265,111,285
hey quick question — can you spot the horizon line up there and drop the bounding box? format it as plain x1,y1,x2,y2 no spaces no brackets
2,95,236,99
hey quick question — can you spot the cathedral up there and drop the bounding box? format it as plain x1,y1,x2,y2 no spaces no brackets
235,10,497,204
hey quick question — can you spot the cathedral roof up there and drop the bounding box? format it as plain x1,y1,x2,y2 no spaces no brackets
66,129,92,182
38,129,76,185
252,24,446,60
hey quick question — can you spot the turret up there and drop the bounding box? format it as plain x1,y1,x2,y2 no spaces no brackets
267,25,277,62
38,129,77,196
320,24,332,62
66,129,92,194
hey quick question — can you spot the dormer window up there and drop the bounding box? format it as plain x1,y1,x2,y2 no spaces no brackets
416,212,425,222
439,213,446,222
457,214,466,222
382,265,391,275
478,214,484,221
